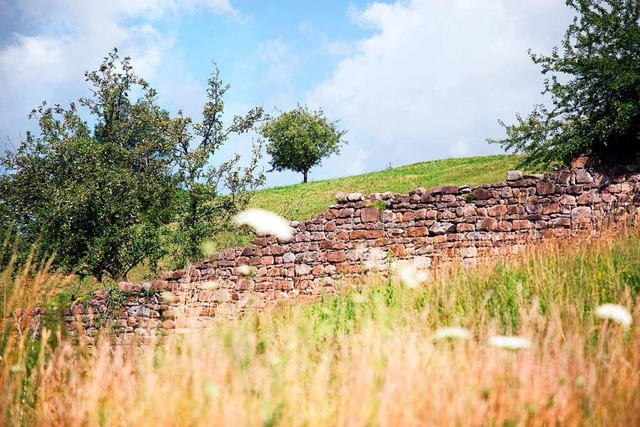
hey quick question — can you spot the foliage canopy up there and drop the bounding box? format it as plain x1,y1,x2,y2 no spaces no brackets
490,0,640,168
260,106,346,183
0,49,263,279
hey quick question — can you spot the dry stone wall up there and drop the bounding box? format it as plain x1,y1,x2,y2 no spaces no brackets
66,159,640,342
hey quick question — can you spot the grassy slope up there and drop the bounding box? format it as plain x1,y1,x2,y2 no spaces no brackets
3,230,640,425
250,154,523,221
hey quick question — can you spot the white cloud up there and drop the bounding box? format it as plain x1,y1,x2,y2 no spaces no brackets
0,0,237,147
307,0,575,175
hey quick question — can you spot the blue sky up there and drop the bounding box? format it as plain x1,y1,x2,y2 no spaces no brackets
0,0,575,187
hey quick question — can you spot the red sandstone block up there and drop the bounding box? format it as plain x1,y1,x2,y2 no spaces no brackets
406,227,429,237
433,235,448,245
536,181,555,195
339,208,355,217
261,256,275,265
497,221,513,232
326,251,346,263
335,230,349,240
456,223,475,232
361,207,380,222
513,220,533,230
488,205,508,217
542,203,560,214
472,188,492,200
350,230,384,239
389,244,406,257
270,245,285,255
442,185,459,194
479,217,498,231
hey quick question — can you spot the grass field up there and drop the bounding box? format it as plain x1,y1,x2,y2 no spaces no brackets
2,229,640,425
250,154,524,221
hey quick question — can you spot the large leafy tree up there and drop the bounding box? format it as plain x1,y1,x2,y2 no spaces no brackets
260,106,346,183
0,50,265,278
490,0,640,168
0,50,176,279
170,66,265,263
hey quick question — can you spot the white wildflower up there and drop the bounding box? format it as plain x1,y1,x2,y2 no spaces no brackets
397,263,429,289
488,335,532,350
237,264,257,277
595,304,633,328
364,248,388,270
160,292,177,303
199,280,221,290
433,327,471,341
9,365,25,373
234,208,294,242
200,240,217,257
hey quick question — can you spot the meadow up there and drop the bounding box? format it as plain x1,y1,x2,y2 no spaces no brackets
2,228,640,425
249,155,523,221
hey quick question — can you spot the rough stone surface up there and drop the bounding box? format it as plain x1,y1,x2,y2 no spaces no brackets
58,163,640,343
505,170,523,181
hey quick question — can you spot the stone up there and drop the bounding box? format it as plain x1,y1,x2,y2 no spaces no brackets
283,252,296,263
460,246,478,258
456,223,475,232
513,220,533,230
571,156,589,169
571,207,592,227
335,192,348,202
575,169,594,184
524,174,544,180
361,207,380,222
501,187,513,198
505,170,523,181
421,193,435,203
339,208,355,217
347,192,363,201
326,251,346,263
536,181,555,196
429,222,455,235
542,203,560,215
479,217,498,231
471,188,492,200
488,205,508,217
294,264,312,276
441,185,459,194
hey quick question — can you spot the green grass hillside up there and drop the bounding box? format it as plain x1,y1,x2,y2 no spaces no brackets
250,154,523,221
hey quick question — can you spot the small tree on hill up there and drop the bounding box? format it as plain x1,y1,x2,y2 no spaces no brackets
260,106,346,183
490,0,640,168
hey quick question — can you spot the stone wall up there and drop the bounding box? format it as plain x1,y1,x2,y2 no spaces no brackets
66,160,640,342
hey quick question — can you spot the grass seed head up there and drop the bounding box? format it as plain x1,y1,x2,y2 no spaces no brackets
234,208,295,242
595,303,633,328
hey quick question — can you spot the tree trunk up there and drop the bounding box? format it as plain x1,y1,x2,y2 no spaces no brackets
303,169,308,183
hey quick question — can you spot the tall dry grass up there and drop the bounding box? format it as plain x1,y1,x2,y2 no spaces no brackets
3,230,640,425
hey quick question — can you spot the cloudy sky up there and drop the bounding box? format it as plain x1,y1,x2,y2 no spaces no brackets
0,0,575,187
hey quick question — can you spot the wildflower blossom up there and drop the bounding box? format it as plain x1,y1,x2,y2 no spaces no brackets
488,335,532,350
237,264,257,277
234,208,294,242
161,292,176,303
433,327,471,341
595,304,632,328
396,262,429,289
200,240,217,257
199,280,221,290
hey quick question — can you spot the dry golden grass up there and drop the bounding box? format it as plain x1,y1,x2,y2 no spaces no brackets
3,230,640,425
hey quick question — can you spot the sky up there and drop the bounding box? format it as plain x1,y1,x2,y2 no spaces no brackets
0,0,576,188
